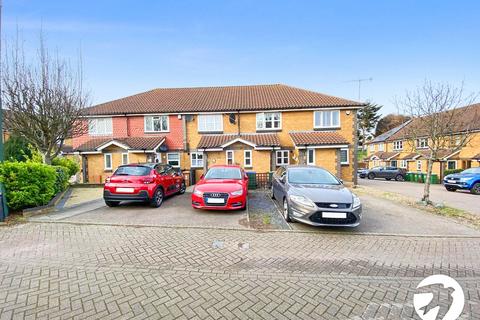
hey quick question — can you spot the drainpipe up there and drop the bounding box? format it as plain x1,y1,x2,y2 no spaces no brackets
237,110,241,136
182,115,187,151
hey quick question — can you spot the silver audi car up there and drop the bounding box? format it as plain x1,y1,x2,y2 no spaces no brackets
271,165,362,227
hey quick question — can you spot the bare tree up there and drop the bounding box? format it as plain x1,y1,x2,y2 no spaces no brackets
396,81,478,204
2,34,89,164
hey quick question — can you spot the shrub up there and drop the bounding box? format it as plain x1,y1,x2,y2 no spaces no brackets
0,161,57,211
444,169,464,176
53,165,70,194
4,134,32,162
52,157,80,177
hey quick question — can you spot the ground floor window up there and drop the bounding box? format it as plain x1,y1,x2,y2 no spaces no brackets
191,152,204,168
104,153,112,170
122,153,129,165
167,153,180,167
244,150,252,167
226,150,234,165
276,150,289,166
390,160,397,168
307,149,315,165
447,160,457,170
399,160,407,169
416,160,422,171
340,148,349,165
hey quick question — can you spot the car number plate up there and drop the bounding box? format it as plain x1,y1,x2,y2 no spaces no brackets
322,212,347,219
447,180,456,184
207,198,225,204
116,187,134,193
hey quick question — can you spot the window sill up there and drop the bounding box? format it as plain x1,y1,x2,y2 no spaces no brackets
144,131,170,134
340,163,349,166
104,169,113,172
256,128,282,132
198,130,223,134
313,127,340,131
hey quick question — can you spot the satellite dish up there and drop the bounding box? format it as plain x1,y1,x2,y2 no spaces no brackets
158,145,168,152
229,113,236,124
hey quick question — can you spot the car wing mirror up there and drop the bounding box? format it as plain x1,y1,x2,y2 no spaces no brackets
339,179,344,184
200,174,204,179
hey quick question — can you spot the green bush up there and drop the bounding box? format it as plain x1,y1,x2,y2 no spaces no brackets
53,165,70,194
444,169,464,176
52,157,80,177
4,135,32,162
0,161,57,211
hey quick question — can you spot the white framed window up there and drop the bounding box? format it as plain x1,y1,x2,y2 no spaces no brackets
104,153,112,170
198,114,223,132
167,153,180,167
390,160,398,168
340,148,349,165
144,115,169,132
369,144,375,152
400,160,407,169
393,140,403,150
416,160,422,171
226,150,234,165
89,118,112,135
314,110,340,129
191,152,204,168
447,160,457,170
244,150,252,167
416,138,428,149
307,149,315,165
121,153,129,165
256,112,281,130
276,150,289,166
378,143,385,151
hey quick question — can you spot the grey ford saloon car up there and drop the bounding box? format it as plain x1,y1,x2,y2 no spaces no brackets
271,165,362,227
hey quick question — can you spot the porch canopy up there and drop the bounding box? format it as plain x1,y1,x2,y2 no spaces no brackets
73,136,167,154
196,133,280,151
368,151,400,161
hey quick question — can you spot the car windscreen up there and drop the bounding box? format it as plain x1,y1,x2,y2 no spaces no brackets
205,167,242,180
462,168,480,174
114,166,151,176
288,168,340,185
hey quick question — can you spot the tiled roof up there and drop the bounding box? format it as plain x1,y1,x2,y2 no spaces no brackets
369,152,399,160
289,131,349,146
74,137,166,152
400,149,458,160
400,153,417,160
472,153,480,160
83,84,363,116
197,133,280,149
387,103,480,141
369,120,411,143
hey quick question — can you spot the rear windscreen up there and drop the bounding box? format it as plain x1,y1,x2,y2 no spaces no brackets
114,166,151,176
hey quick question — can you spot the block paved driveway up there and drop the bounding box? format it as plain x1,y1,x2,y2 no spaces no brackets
1,222,480,319
359,178,480,216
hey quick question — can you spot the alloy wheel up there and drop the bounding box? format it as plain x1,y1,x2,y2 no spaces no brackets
156,189,163,206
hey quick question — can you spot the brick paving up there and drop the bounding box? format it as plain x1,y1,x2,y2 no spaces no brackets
0,223,479,319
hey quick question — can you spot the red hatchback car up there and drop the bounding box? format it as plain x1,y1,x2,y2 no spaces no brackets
104,163,186,208
192,165,249,210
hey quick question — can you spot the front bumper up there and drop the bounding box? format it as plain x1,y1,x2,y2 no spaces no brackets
443,180,473,190
191,192,246,210
288,200,362,227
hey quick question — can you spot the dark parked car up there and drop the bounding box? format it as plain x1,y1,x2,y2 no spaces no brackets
271,165,362,227
443,167,480,194
360,166,406,181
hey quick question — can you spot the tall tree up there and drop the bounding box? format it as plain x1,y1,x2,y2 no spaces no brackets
397,81,478,204
375,114,410,136
2,35,89,164
357,102,381,148
4,134,32,162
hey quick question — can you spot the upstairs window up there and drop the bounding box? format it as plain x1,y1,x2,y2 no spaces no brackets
198,114,223,132
145,115,169,132
393,140,403,150
416,138,428,149
369,144,375,152
314,110,340,129
256,112,281,130
89,118,112,135
378,143,385,151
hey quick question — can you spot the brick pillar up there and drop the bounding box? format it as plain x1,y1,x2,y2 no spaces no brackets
336,149,342,179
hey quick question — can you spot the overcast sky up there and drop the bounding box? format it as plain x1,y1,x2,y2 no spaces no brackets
4,0,480,114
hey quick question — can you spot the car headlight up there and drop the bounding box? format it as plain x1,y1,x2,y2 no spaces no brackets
231,189,243,196
460,177,473,182
193,189,203,196
289,195,315,208
352,194,361,209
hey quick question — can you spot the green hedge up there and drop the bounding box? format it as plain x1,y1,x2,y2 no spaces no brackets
0,162,58,211
53,165,70,194
444,169,464,176
52,157,80,177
